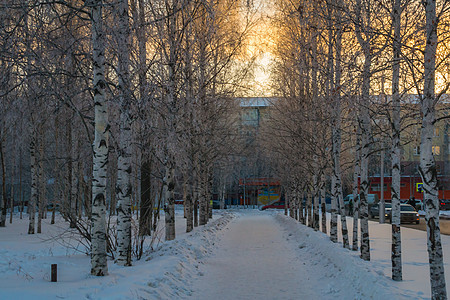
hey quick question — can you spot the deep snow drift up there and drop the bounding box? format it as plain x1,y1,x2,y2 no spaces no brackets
0,209,449,299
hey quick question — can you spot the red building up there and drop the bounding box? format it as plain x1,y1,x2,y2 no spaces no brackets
239,178,281,206
368,176,450,201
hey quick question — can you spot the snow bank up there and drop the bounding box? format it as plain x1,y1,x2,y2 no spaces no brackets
0,212,234,299
274,214,416,300
140,212,234,299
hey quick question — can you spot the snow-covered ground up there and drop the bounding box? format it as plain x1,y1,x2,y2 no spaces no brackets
418,209,450,218
0,210,230,299
0,209,449,299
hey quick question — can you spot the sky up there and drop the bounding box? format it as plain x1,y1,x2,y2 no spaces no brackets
246,0,276,97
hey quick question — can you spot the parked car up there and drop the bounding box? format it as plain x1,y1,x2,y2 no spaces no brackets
440,200,450,211
261,201,286,210
369,202,392,219
386,204,420,224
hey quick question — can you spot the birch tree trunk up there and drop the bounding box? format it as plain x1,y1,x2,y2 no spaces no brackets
153,183,163,231
52,119,58,225
37,132,44,234
333,24,349,249
326,2,337,242
164,159,176,241
313,174,320,231
0,139,6,227
199,165,208,226
289,188,295,218
186,180,193,233
320,174,327,234
352,125,361,251
90,0,109,276
420,1,447,297
208,171,213,219
9,151,14,224
140,161,152,236
330,175,338,242
70,122,78,228
353,0,373,262
115,0,133,266
220,182,225,210
163,0,178,238
64,119,72,219
307,186,312,227
357,49,372,262
391,0,402,281
299,187,305,225
19,149,23,220
28,131,37,234
359,86,371,261
194,181,198,227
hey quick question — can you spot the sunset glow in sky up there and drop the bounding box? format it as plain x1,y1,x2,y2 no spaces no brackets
246,0,276,97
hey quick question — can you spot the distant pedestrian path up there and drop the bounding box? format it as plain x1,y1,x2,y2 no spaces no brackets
189,213,319,300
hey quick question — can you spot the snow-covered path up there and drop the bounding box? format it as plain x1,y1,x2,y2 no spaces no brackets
189,213,318,300
2,210,446,299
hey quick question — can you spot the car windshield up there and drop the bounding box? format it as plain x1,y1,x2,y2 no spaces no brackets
385,203,392,208
401,205,415,211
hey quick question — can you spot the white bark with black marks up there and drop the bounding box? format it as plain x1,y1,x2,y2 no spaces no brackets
358,49,372,262
70,122,78,228
320,174,327,234
332,4,348,249
420,1,447,297
115,0,133,267
28,132,37,234
353,0,373,262
90,0,109,277
0,141,5,227
313,173,319,231
330,176,338,243
164,160,176,241
352,125,361,251
391,0,402,282
37,133,44,233
185,181,193,233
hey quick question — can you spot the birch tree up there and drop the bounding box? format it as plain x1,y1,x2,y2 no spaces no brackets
390,0,403,282
115,0,133,266
89,0,109,276
28,130,37,234
328,1,349,248
420,0,447,297
352,122,361,251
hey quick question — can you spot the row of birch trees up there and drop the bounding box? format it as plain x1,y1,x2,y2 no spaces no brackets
263,0,449,298
0,0,254,276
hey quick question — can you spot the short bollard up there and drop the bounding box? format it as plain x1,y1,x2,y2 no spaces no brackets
51,264,57,282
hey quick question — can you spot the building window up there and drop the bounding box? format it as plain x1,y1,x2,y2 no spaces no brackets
434,128,439,137
371,183,387,191
432,146,440,155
